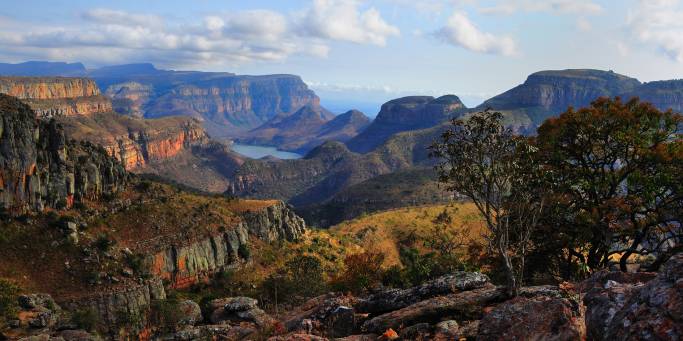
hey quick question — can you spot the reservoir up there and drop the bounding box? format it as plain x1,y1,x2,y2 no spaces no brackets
231,143,303,160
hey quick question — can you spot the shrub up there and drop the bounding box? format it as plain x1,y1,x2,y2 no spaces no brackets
331,251,385,294
0,279,19,328
71,308,99,331
150,299,184,332
94,233,116,252
238,243,251,260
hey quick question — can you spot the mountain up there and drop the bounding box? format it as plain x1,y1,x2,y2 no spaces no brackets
478,69,643,130
0,61,324,138
241,107,370,153
298,167,452,227
227,119,447,207
623,79,683,113
0,61,86,76
346,95,466,153
0,76,246,192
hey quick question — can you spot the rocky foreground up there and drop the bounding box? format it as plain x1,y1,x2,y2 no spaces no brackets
7,253,681,340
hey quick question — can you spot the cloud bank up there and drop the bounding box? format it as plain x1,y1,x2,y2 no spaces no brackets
0,0,400,68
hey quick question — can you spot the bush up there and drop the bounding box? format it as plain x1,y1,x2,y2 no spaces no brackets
331,251,385,294
94,233,116,252
150,299,184,332
260,255,327,307
0,279,20,328
238,243,251,260
71,308,99,331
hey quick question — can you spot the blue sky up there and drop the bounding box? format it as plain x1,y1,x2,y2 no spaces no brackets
2,0,683,115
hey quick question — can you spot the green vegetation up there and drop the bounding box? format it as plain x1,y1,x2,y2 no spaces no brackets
71,308,100,331
431,98,683,294
0,279,19,329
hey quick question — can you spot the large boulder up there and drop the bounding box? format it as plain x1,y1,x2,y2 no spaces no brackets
177,300,202,326
592,253,683,340
477,295,584,341
208,296,276,329
355,272,490,314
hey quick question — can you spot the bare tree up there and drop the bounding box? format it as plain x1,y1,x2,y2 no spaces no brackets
430,111,544,296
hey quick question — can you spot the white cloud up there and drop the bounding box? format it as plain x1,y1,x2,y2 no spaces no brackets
576,17,592,31
298,0,400,46
435,11,517,56
0,2,399,68
627,0,683,62
479,0,603,15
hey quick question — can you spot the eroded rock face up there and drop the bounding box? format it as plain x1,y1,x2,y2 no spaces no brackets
241,201,306,242
0,94,127,213
60,279,166,335
0,77,112,117
477,295,585,341
346,95,466,153
584,253,683,340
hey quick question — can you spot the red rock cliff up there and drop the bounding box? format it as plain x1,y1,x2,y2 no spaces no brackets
0,77,112,116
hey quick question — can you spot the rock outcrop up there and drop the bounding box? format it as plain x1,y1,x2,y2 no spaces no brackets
583,253,683,340
0,77,112,117
0,94,127,213
346,95,466,153
60,279,166,335
240,201,306,242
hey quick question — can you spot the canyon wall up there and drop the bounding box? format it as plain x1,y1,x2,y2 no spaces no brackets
0,94,127,213
0,77,112,117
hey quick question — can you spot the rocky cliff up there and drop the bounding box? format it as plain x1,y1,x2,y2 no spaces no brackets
624,79,683,113
478,69,643,129
0,77,112,117
346,95,466,153
0,94,126,213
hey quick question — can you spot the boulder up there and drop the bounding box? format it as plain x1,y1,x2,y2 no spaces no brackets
398,323,432,340
477,295,585,341
282,293,360,333
325,306,356,338
356,272,490,314
177,300,202,326
596,253,683,340
333,334,378,341
433,320,459,340
361,286,504,334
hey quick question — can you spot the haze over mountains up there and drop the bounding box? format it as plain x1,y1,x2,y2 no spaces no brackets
2,60,683,225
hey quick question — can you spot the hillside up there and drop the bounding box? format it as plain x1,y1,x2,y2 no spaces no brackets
0,94,307,337
242,107,370,154
298,168,452,227
346,95,466,153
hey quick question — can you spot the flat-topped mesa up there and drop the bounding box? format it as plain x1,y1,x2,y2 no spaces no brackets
0,76,112,117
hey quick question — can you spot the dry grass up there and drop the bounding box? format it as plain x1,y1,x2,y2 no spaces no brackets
329,202,485,267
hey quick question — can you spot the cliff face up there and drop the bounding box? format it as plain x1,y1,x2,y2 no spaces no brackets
143,75,320,137
346,95,465,153
479,69,642,129
623,79,683,113
0,77,112,117
0,94,127,213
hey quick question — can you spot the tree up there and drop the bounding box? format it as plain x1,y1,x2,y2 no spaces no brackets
536,97,683,272
430,110,545,295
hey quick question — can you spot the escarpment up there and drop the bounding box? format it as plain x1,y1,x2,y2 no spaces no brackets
0,77,112,117
0,94,126,212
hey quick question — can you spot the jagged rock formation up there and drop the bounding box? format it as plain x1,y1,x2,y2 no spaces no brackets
346,95,466,153
104,81,153,118
0,77,112,117
0,94,126,212
242,107,370,154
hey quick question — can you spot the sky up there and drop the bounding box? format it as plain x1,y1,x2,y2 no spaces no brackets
2,0,683,115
